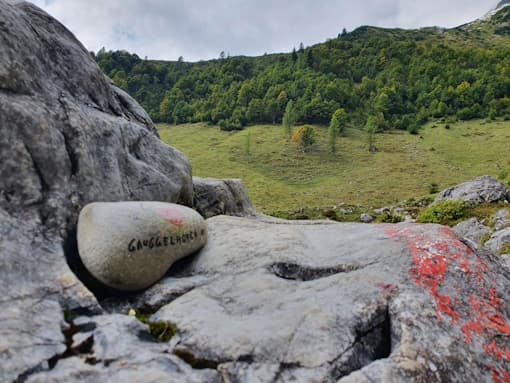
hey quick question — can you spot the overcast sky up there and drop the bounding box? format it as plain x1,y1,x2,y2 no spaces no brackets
29,0,497,62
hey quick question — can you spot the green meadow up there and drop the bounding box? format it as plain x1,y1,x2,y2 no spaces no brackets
159,120,510,216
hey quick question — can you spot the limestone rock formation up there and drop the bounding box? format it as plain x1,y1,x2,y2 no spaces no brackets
193,177,257,218
434,175,509,204
453,217,491,246
494,209,510,231
77,202,207,291
485,227,510,255
138,217,509,382
0,1,191,381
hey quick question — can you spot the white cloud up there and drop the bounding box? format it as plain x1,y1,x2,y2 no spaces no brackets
28,0,496,61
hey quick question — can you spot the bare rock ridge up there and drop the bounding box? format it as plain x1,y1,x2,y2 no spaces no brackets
0,2,509,383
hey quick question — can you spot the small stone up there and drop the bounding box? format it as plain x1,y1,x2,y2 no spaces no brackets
127,309,136,317
494,209,510,231
77,202,207,291
360,213,374,223
453,218,491,245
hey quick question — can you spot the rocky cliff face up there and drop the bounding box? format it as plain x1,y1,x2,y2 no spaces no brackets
1,2,509,383
0,1,192,381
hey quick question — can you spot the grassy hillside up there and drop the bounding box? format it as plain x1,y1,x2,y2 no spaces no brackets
159,120,510,215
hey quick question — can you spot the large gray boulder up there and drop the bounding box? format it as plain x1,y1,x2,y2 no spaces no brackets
0,1,192,381
193,177,257,218
434,175,509,204
99,217,510,383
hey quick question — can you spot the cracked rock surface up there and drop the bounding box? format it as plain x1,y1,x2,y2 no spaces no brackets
141,217,510,382
0,1,191,381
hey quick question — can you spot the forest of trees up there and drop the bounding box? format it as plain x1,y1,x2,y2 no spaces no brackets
94,7,510,133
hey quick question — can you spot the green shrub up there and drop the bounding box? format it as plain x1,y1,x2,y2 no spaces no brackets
219,118,243,131
428,182,439,194
291,125,316,152
379,212,403,223
416,200,467,225
499,242,510,255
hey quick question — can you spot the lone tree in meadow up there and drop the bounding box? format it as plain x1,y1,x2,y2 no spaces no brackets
282,99,297,139
364,115,377,152
328,108,347,153
291,125,315,152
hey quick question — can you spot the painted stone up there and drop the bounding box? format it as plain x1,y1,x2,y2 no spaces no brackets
77,202,207,291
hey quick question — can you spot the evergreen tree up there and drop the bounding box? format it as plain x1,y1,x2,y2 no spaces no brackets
328,108,347,153
282,100,297,138
291,48,298,62
365,116,377,152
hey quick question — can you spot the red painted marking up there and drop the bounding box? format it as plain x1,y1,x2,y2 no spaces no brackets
382,224,510,382
158,207,185,227
492,368,510,383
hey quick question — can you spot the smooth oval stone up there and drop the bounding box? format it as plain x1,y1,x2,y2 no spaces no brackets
77,202,207,291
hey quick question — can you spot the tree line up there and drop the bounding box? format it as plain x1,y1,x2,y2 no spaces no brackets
94,7,510,133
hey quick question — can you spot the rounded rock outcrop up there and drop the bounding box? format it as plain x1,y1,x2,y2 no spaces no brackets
434,175,508,204
77,202,207,291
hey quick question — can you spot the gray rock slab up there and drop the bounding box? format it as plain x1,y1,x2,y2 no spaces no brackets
193,177,257,218
148,216,510,382
434,175,508,204
25,315,220,383
453,217,491,245
0,1,193,380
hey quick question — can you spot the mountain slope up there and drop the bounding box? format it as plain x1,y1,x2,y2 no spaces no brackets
95,8,510,131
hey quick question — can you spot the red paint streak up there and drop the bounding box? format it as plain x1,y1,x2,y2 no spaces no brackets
492,368,510,383
382,224,510,382
158,207,185,227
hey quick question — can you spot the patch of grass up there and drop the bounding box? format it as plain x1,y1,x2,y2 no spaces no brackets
464,203,509,228
158,120,510,215
173,349,219,369
499,242,510,255
480,232,492,247
416,200,467,226
129,308,177,342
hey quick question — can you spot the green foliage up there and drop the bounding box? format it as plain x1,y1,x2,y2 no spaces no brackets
219,118,243,131
291,125,315,152
364,116,377,152
282,100,297,138
499,242,510,255
148,321,177,342
429,182,440,194
244,132,251,156
328,108,347,153
159,120,510,214
416,200,467,225
95,9,510,131
378,212,404,223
